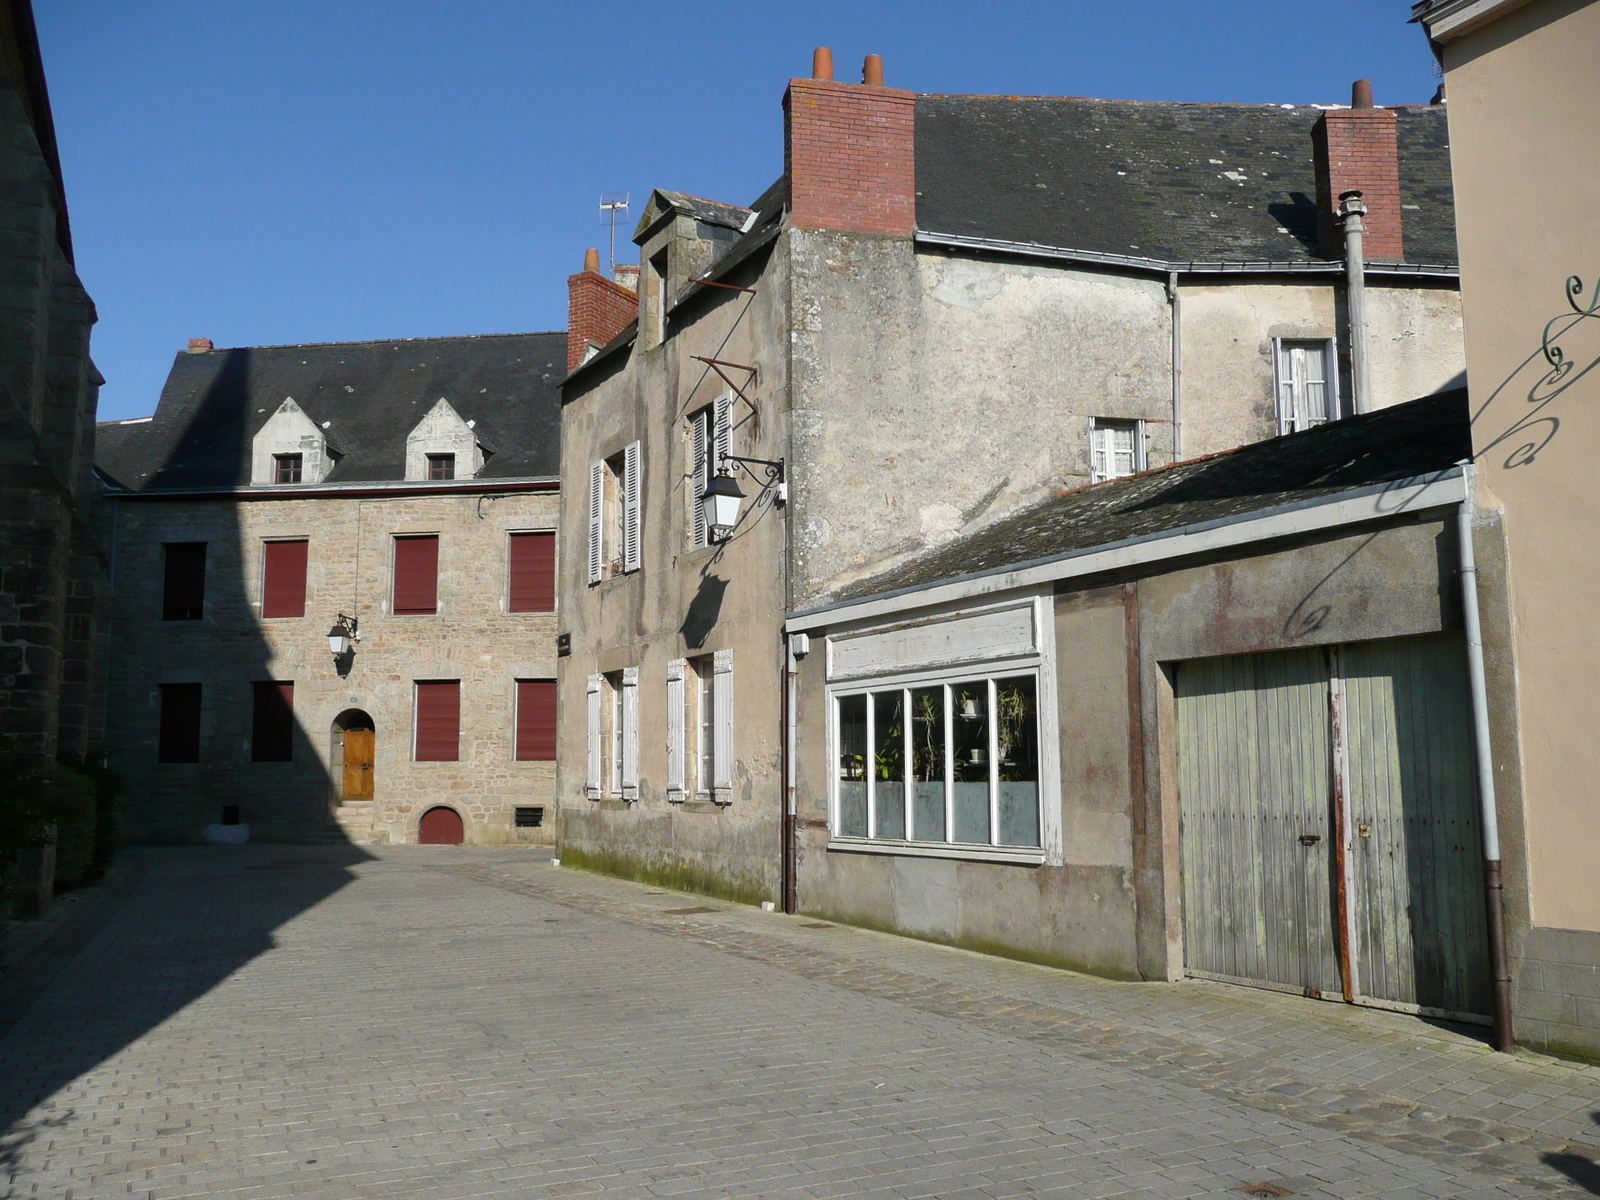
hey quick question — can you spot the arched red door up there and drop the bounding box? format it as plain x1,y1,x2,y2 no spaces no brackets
418,806,464,845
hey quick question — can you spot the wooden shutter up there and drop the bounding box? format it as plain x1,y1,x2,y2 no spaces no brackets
516,679,557,761
622,440,641,573
587,462,604,583
393,535,439,614
714,392,732,467
261,541,308,618
162,543,207,620
508,532,555,612
691,411,708,548
620,667,640,798
414,680,460,761
585,673,602,797
712,648,733,800
250,681,295,761
157,682,202,763
666,658,686,800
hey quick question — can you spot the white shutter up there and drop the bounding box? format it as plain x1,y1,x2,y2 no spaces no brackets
666,658,685,800
712,648,733,802
585,673,602,798
622,440,642,573
691,412,707,549
587,462,604,583
621,666,639,799
714,392,733,471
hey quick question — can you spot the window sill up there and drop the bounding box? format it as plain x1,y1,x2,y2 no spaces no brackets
679,799,728,814
826,837,1044,866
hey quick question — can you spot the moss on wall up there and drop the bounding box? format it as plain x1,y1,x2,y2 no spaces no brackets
559,842,772,908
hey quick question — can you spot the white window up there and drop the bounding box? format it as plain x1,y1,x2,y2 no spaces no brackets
666,658,686,801
585,673,603,799
688,394,733,549
587,441,641,583
666,652,729,803
832,670,1042,850
605,671,624,797
620,666,639,800
1090,419,1144,483
1276,339,1337,434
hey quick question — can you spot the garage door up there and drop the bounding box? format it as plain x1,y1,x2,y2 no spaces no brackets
1177,633,1489,1021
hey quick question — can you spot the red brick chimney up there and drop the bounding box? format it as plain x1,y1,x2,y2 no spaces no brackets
1313,79,1404,261
186,337,213,353
784,50,915,237
567,248,639,372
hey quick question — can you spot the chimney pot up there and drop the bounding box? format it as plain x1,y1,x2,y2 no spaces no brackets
862,54,883,87
584,247,601,273
812,47,834,81
1351,78,1373,109
187,338,213,352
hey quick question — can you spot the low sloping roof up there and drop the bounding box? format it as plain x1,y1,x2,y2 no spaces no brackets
914,96,1455,267
830,388,1471,605
95,332,565,492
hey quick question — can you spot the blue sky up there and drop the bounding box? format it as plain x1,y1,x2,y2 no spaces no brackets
38,2,1443,420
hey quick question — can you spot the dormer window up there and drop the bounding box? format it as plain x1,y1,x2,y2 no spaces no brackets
427,453,455,481
405,399,486,481
273,453,303,484
251,398,335,485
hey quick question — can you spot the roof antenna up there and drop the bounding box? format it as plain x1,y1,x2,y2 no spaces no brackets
599,192,630,280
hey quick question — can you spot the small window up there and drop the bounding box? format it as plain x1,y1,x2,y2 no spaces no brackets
261,540,308,619
250,681,294,762
514,806,544,828
427,453,455,481
689,655,715,798
273,453,303,484
688,396,732,550
393,535,439,615
157,682,202,763
1090,419,1144,483
1276,339,1337,434
162,542,206,621
650,247,670,344
587,444,640,582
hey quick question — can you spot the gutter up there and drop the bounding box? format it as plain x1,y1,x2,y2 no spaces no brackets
916,230,1461,281
98,474,559,501
786,467,1468,630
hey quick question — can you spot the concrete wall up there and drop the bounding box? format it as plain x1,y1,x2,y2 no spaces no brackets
107,488,558,845
1429,0,1600,1057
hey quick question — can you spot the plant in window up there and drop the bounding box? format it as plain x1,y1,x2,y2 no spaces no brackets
912,691,940,781
874,704,904,781
995,683,1031,779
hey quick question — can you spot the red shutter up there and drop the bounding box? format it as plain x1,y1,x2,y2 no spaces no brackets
508,532,555,613
516,679,557,761
158,682,203,762
415,680,460,761
251,681,295,761
163,543,207,620
393,535,439,615
261,541,308,618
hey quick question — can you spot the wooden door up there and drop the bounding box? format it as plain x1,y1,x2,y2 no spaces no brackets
343,728,375,799
419,806,463,845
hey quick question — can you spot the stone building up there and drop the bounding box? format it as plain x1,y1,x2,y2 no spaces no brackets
555,52,1468,909
96,333,564,846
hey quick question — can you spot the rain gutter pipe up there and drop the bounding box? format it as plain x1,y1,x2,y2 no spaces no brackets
1457,460,1513,1051
1339,192,1373,414
1167,271,1183,460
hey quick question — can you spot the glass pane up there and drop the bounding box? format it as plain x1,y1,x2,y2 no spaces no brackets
951,682,990,843
910,686,946,841
873,691,905,840
996,675,1040,847
837,695,867,837
1305,381,1328,423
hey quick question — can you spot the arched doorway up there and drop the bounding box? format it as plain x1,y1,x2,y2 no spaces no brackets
332,709,375,801
419,806,464,845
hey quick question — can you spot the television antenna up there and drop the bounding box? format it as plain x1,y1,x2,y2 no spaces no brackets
599,192,630,278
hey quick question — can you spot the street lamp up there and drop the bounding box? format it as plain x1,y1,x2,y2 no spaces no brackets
327,613,359,659
699,453,785,543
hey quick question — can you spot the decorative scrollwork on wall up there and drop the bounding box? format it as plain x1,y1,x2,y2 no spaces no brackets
1542,275,1600,370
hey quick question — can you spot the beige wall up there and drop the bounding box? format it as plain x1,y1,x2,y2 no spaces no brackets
107,488,559,845
1438,0,1600,931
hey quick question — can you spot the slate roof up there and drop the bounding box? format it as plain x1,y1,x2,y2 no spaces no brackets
95,332,565,492
914,96,1456,267
828,388,1471,606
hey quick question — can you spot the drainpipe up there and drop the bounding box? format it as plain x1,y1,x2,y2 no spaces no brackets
1167,271,1183,460
783,634,799,913
1339,190,1372,415
1457,460,1514,1052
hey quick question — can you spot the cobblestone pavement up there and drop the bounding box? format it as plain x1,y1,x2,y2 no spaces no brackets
3,846,1600,1199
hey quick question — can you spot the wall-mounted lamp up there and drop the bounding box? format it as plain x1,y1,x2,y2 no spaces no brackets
699,453,785,543
327,613,360,659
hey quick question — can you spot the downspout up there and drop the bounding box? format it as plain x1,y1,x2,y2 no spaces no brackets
1338,191,1372,414
1457,460,1514,1051
783,633,798,914
1166,272,1183,459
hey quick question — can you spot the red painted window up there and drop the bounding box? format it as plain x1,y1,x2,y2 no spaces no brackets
261,540,308,618
516,679,557,761
251,681,295,762
162,543,206,620
508,532,555,613
414,680,460,761
157,683,202,763
393,535,439,615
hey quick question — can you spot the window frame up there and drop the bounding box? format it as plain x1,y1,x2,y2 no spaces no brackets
506,530,556,613
260,538,309,619
1089,418,1146,483
273,453,303,484
825,654,1056,866
391,533,441,616
1273,337,1341,435
426,452,456,481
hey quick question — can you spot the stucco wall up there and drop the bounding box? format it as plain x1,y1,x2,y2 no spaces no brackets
107,489,559,845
